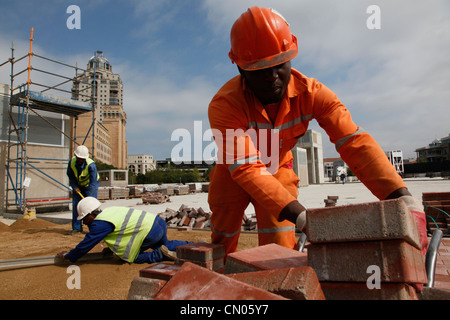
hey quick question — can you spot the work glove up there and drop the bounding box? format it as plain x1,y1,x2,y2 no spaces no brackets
295,210,307,233
399,195,428,255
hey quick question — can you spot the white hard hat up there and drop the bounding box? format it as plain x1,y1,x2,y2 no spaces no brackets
77,197,101,220
74,145,89,159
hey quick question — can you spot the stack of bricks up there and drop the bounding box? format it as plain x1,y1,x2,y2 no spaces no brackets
152,185,174,195
142,192,170,204
128,242,325,300
174,185,189,195
423,192,450,236
97,187,110,200
128,186,144,198
306,199,427,300
109,187,129,199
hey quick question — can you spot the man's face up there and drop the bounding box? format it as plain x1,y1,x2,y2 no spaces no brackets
240,61,292,105
76,157,86,165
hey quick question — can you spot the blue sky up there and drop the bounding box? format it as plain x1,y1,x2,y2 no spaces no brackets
1,0,449,161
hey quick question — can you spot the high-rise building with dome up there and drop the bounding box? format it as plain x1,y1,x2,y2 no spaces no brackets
71,52,127,169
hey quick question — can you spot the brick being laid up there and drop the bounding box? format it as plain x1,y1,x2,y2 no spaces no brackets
305,199,422,250
176,242,225,262
307,239,427,284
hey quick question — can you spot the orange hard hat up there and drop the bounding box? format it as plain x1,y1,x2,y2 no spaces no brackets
228,7,298,71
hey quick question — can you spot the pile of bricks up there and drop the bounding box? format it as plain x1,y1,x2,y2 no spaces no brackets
128,242,325,300
152,185,175,196
157,204,212,230
142,192,170,204
423,192,450,236
155,204,259,232
306,199,427,300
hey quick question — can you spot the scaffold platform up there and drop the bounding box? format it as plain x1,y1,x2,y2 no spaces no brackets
11,89,92,116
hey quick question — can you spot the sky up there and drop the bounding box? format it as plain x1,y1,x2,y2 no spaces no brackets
0,0,449,162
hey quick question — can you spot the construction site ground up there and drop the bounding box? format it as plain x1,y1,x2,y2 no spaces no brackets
1,178,449,300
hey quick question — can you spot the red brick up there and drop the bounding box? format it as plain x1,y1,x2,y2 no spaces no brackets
433,274,450,292
139,263,181,281
422,192,450,201
420,287,450,300
175,257,224,272
227,266,325,300
224,243,308,274
306,199,422,249
320,282,418,300
308,240,427,283
176,242,225,262
154,262,287,300
127,277,167,300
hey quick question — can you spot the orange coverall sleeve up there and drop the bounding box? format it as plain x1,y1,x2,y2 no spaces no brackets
311,81,406,200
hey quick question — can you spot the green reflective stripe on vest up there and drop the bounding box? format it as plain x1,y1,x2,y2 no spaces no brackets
95,207,156,262
70,157,100,187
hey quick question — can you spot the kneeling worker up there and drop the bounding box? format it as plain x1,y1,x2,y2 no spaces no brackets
58,197,191,264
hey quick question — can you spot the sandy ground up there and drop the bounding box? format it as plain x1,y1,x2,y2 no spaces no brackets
0,178,449,300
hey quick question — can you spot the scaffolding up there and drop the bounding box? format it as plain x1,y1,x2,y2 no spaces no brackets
0,28,98,213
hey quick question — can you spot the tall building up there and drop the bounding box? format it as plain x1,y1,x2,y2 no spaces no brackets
71,52,128,168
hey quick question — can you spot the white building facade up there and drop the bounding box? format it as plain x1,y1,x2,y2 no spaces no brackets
128,154,157,175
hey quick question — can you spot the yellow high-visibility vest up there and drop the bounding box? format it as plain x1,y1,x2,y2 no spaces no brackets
95,207,157,262
70,157,99,187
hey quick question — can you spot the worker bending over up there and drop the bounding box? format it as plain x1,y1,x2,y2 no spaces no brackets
208,7,428,256
58,197,191,264
66,145,99,234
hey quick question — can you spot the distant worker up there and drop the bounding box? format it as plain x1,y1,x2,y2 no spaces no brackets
67,145,99,234
208,7,428,257
340,172,346,185
57,197,191,264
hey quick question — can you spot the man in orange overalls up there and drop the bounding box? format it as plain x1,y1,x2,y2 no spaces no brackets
208,7,428,257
